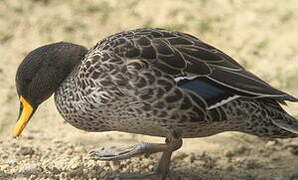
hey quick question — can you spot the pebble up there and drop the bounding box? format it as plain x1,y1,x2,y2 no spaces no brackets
21,165,42,176
266,141,277,147
50,167,61,174
19,146,35,156
110,160,120,171
1,154,8,159
64,149,73,155
68,167,83,178
5,159,17,165
1,164,10,170
26,136,35,140
185,154,195,163
29,174,38,180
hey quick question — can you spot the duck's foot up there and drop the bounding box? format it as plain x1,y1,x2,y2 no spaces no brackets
89,131,182,180
89,142,168,161
89,133,182,161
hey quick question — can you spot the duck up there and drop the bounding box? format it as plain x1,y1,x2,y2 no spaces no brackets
15,28,298,179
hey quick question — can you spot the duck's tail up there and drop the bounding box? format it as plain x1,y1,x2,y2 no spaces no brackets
264,99,298,138
271,113,298,136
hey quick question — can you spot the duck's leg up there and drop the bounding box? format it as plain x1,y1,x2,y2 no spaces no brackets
89,131,182,179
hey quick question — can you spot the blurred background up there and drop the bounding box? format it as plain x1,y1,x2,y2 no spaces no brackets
1,0,298,179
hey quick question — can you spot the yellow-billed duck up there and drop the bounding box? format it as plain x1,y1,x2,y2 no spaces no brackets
15,28,298,179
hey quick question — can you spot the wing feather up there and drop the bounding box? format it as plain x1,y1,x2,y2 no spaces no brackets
97,28,298,103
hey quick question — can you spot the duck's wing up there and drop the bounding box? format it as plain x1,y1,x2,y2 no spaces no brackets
97,28,298,108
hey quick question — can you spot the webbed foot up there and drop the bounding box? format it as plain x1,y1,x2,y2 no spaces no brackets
89,142,167,161
89,131,182,180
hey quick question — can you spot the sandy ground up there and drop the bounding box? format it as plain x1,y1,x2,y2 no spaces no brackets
1,0,298,179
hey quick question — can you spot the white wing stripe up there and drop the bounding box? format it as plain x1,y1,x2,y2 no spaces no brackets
207,95,240,110
174,76,197,82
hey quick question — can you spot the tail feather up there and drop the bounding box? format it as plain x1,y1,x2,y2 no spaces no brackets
271,116,298,135
262,98,298,137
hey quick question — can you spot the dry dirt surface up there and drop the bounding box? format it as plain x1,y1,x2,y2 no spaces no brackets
1,131,298,180
1,0,298,179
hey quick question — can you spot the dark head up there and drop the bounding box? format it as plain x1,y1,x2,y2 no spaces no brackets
14,42,88,137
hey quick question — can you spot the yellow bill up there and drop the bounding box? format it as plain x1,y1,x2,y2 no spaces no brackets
13,96,34,137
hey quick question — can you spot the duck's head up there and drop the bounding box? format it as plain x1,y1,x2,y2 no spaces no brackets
14,42,88,137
